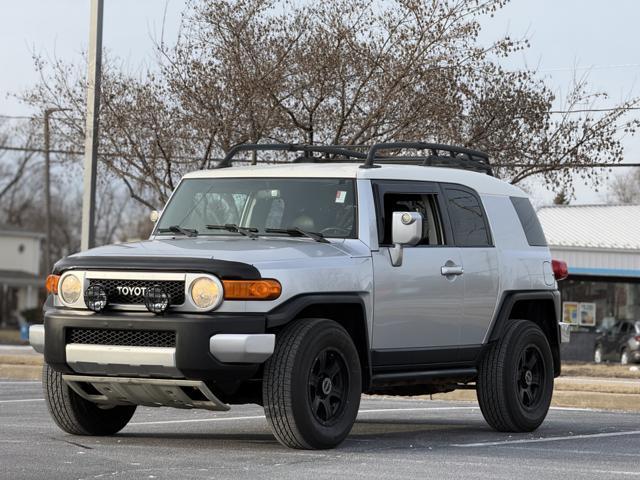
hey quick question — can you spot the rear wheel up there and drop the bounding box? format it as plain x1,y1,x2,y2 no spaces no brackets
43,364,136,435
477,319,554,432
621,348,630,365
262,318,361,449
594,345,604,364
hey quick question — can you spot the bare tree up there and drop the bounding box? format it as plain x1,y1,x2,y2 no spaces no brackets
607,168,640,204
17,0,640,208
0,119,39,203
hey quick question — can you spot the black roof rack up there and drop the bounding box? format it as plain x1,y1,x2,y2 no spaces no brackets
215,143,366,169
215,142,492,176
361,142,492,175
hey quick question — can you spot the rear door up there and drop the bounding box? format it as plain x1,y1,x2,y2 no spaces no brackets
441,185,500,350
371,181,464,361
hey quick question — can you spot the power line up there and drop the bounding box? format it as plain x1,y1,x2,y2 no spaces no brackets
549,107,640,114
1,144,639,169
0,144,221,163
540,63,640,73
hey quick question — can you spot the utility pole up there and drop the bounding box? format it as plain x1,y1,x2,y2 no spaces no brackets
80,0,104,251
43,107,69,273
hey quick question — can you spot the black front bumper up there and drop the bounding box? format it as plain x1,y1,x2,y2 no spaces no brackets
44,307,267,388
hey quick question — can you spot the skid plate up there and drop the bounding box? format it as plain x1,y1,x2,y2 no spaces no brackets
62,375,230,411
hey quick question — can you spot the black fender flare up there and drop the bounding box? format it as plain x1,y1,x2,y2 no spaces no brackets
486,289,562,376
266,293,372,388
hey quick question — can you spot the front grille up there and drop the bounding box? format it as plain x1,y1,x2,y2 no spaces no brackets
67,328,176,347
88,279,185,306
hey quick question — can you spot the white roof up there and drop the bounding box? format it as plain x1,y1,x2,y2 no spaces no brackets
183,163,525,197
537,204,640,250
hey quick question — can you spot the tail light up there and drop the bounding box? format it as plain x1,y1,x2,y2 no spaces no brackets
552,259,569,281
634,335,640,342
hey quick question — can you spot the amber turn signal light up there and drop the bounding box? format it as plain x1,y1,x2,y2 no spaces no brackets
46,274,60,294
222,279,281,300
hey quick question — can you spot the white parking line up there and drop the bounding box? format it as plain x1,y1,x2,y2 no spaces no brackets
0,398,45,404
130,415,265,426
0,381,40,385
452,430,640,448
129,406,479,426
359,406,478,414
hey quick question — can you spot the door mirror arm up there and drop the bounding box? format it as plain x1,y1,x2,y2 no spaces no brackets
389,211,423,267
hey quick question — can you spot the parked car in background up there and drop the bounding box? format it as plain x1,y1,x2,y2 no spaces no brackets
594,321,640,364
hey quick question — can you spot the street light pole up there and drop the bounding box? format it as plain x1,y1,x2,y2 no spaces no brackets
43,107,69,274
80,0,104,251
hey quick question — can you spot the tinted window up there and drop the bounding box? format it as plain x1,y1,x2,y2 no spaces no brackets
444,188,491,246
510,197,547,246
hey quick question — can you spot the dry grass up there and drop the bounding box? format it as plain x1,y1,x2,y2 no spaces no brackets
561,362,640,379
0,329,24,345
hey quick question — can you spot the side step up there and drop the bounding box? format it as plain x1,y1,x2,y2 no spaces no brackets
62,375,230,411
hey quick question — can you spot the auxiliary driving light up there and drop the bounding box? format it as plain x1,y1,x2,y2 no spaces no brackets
84,284,108,312
144,285,171,314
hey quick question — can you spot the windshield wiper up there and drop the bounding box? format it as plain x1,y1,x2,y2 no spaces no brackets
158,225,198,237
206,224,259,239
265,227,330,243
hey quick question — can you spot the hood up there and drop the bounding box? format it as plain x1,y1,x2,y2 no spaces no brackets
70,236,354,266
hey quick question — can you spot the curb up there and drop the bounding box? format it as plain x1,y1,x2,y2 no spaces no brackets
2,356,639,412
0,364,42,381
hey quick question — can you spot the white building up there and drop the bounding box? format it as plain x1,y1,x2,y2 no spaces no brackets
537,205,640,360
0,227,44,327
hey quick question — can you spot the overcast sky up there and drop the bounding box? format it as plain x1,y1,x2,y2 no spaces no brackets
1,0,638,205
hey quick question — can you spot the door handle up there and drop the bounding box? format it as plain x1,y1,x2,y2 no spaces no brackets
441,264,464,276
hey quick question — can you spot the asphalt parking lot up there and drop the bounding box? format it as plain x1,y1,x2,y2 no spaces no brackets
1,380,639,480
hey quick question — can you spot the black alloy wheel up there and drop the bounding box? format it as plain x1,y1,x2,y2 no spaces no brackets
308,348,349,426
516,345,545,410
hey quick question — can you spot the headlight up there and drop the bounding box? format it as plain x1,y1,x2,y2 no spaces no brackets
60,274,82,304
190,277,222,310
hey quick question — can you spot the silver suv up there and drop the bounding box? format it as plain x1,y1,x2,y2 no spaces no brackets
30,142,570,450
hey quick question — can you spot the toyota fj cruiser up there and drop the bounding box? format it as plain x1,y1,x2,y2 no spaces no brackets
30,142,570,449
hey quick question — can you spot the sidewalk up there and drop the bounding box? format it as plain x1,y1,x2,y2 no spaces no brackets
2,348,639,411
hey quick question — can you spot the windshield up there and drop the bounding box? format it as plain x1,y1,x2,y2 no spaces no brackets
155,178,357,238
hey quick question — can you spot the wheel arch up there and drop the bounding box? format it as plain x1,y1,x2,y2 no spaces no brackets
487,290,561,377
266,294,372,390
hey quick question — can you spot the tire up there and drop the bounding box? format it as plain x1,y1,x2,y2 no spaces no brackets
43,364,136,436
621,349,629,365
476,319,554,432
262,318,362,449
594,345,604,364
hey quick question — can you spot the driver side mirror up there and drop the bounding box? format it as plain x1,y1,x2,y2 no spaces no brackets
389,211,423,267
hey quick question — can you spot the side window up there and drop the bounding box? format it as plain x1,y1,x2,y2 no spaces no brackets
510,196,547,246
381,193,443,245
444,187,491,247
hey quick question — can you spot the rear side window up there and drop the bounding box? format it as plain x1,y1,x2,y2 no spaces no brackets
444,187,491,247
510,197,547,246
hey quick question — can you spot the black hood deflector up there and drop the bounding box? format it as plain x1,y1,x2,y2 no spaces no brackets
52,255,261,280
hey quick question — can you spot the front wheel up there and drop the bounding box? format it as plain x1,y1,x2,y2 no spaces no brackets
262,318,362,449
476,319,554,432
43,364,136,436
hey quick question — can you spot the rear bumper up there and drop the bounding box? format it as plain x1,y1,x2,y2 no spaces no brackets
41,307,271,389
